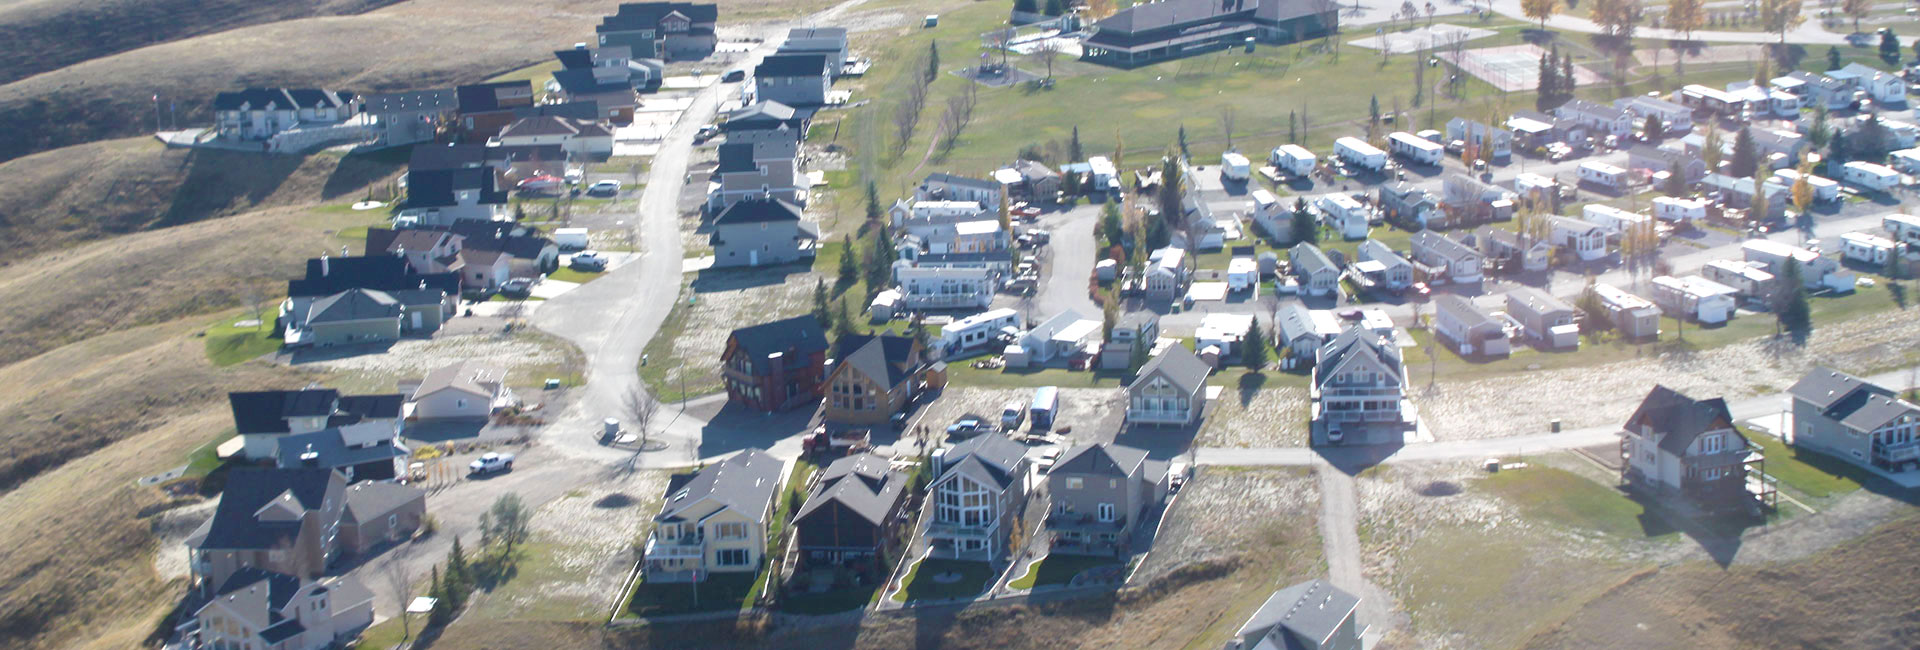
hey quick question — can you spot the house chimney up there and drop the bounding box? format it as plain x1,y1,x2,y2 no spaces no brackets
300,444,320,467
321,253,330,277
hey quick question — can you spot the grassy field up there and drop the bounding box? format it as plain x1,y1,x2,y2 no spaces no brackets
1007,553,1121,590
890,558,994,602
545,267,606,285
1480,465,1664,539
203,310,281,367
1745,429,1869,500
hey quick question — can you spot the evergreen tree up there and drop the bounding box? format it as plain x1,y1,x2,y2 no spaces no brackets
1045,0,1065,15
834,297,857,339
428,567,452,626
867,226,895,294
1828,130,1849,168
1827,46,1844,70
1145,213,1170,250
1102,298,1118,341
1369,95,1381,124
1663,158,1690,197
1560,53,1575,98
1178,125,1190,159
1643,114,1663,143
865,180,883,225
1289,110,1299,144
1014,0,1037,12
446,537,471,605
1808,104,1831,148
1243,318,1269,369
837,235,858,286
1157,156,1184,228
812,279,829,322
1883,29,1903,62
1728,127,1758,178
1537,52,1559,108
1101,201,1124,248
1778,260,1812,344
1290,201,1319,244
1068,125,1084,162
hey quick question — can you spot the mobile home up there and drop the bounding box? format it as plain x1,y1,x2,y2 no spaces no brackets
938,308,1021,355
1334,137,1387,172
1842,161,1901,192
1269,144,1317,177
1841,232,1898,265
1387,131,1444,166
1577,161,1629,189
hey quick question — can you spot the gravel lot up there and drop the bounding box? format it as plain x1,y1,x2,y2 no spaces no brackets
656,269,823,393
1197,383,1310,448
1420,311,1920,441
471,470,668,620
1131,467,1318,585
913,386,1125,444
294,331,572,393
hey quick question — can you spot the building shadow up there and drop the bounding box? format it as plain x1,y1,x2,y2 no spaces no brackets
284,340,399,365
402,419,489,443
1112,418,1202,462
691,261,811,292
696,401,815,458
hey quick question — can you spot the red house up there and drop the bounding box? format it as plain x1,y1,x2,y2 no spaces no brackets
721,315,829,412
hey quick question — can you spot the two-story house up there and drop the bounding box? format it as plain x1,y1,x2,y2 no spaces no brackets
550,45,652,122
792,453,908,577
1409,229,1483,285
1101,311,1161,370
404,166,510,226
281,255,461,337
778,27,851,77
187,468,423,592
822,334,929,425
595,2,718,61
754,53,833,108
1125,343,1210,427
926,434,1030,560
492,115,614,156
1227,579,1363,650
453,80,536,140
1145,246,1192,303
643,449,783,582
190,568,375,650
708,139,805,212
1431,294,1510,358
1276,301,1344,360
1619,386,1766,511
1311,326,1409,445
1290,242,1340,297
212,88,360,142
721,315,830,412
1044,443,1168,557
1788,367,1920,473
227,389,403,461
709,196,820,268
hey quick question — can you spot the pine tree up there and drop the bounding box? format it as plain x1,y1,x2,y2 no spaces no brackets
1369,95,1381,125
1663,158,1689,197
1808,104,1831,148
865,180,883,225
927,42,940,83
1729,127,1758,177
1178,124,1190,159
446,536,471,605
1290,201,1318,244
867,226,895,295
834,297,857,339
1643,114,1663,143
428,567,452,626
812,279,829,322
1068,125,1084,162
1102,298,1118,341
1560,53,1575,98
1779,260,1812,344
1537,53,1559,109
1243,318,1269,369
1289,110,1299,144
1827,46,1843,70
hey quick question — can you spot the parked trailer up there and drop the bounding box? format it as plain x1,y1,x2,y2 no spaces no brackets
1221,151,1251,181
1334,137,1387,172
1675,84,1742,117
1885,213,1920,245
1030,386,1059,430
1269,144,1317,177
1890,148,1920,175
1577,161,1628,189
1387,131,1444,166
1842,161,1901,192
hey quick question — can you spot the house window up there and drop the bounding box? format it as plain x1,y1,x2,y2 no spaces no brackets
1703,467,1725,480
457,399,467,409
1065,477,1083,490
716,548,751,567
715,522,749,540
1700,434,1724,454
1097,503,1117,522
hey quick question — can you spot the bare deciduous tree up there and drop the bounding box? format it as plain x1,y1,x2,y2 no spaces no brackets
1220,106,1236,150
622,385,660,469
1035,39,1062,81
381,552,417,642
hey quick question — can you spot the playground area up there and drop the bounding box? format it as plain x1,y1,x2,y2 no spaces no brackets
1439,43,1604,92
1347,23,1495,54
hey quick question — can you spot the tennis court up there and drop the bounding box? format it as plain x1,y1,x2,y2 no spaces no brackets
1439,44,1604,92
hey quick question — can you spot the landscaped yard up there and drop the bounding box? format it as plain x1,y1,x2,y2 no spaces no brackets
779,582,886,615
1007,553,1121,590
1745,429,1868,500
1478,465,1662,539
546,267,605,284
203,311,280,367
626,572,761,616
889,558,993,603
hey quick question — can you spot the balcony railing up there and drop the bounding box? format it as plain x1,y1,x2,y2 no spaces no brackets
644,533,704,559
1875,440,1920,463
1045,512,1124,533
926,522,993,539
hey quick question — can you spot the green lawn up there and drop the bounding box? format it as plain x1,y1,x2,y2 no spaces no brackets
627,572,761,616
181,428,238,480
546,267,605,284
1007,553,1121,590
204,312,280,367
890,558,993,603
779,582,886,615
1479,466,1659,539
1745,429,1868,500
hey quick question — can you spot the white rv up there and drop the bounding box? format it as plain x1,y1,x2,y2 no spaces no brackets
1387,131,1443,166
1333,137,1387,172
1269,144,1317,177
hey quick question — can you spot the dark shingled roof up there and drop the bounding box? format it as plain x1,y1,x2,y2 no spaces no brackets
1316,325,1403,380
286,255,461,299
1130,342,1211,394
342,480,425,524
755,53,830,78
832,334,920,389
727,315,829,369
213,88,355,111
228,389,342,434
1789,367,1920,433
214,567,304,612
308,289,400,324
406,167,509,209
714,142,759,173
794,453,905,526
454,81,530,113
1051,442,1149,478
1626,385,1744,455
1237,579,1360,650
361,88,457,114
599,2,719,31
657,448,783,523
511,101,602,121
274,429,405,480
713,196,805,225
940,433,1028,490
408,143,488,171
196,469,342,551
552,68,635,96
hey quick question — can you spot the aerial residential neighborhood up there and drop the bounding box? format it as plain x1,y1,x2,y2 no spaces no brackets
8,0,1920,649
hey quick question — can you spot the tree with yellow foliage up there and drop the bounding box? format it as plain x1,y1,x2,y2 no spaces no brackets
1522,0,1560,30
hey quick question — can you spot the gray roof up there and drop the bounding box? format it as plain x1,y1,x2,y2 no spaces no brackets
939,434,1028,491
1290,242,1335,275
659,448,783,523
1237,579,1360,650
193,469,343,551
273,429,405,478
342,481,425,525
1626,385,1744,455
1789,366,1920,433
1505,286,1574,319
412,361,504,400
1412,229,1478,263
1434,294,1498,330
1051,442,1149,478
309,289,400,324
713,197,806,225
1275,301,1318,342
1316,325,1402,380
922,172,1000,192
833,334,921,389
1555,98,1629,122
1130,342,1211,394
793,453,905,526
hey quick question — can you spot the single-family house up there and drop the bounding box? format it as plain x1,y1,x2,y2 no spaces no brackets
1226,579,1362,650
492,116,614,156
1594,284,1662,339
926,434,1030,559
359,88,455,146
211,88,360,142
707,139,806,211
408,361,511,421
1249,189,1292,240
1275,301,1344,360
1619,386,1764,510
1788,366,1920,473
1439,173,1517,226
723,100,809,144
453,81,536,140
1290,242,1339,296
1145,246,1191,302
1000,159,1062,200
1553,99,1634,138
404,166,510,226
280,255,460,338
642,449,783,582
1409,230,1483,285
1314,194,1371,240
754,53,833,108
1354,239,1412,291
721,315,830,412
1626,144,1707,182
1833,62,1906,104
190,569,374,650
1311,326,1409,444
779,27,851,76
793,453,909,575
1432,294,1510,357
893,264,999,311
186,468,422,591
338,481,426,552
1549,216,1609,261
822,334,929,425
1045,443,1168,557
1100,311,1160,370
226,389,402,462
549,46,648,122
1377,182,1440,228
1125,343,1210,427
301,289,406,346
595,2,719,62
1474,226,1550,273
1445,117,1513,160
1651,275,1739,324
710,197,820,268
1613,95,1694,134
1505,286,1579,349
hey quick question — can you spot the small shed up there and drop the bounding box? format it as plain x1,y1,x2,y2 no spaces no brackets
1096,259,1119,281
1198,345,1222,368
1258,251,1280,277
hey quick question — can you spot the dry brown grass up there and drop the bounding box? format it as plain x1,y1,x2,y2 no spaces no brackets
0,137,407,263
0,317,323,650
0,0,841,163
1521,514,1920,650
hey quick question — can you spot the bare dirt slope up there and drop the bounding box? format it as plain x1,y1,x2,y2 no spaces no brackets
0,318,323,650
0,0,405,85
0,0,837,163
0,137,406,262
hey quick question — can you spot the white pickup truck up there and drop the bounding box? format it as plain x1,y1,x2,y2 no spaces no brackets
469,452,515,475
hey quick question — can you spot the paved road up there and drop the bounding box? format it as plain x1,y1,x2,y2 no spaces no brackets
1031,202,1105,320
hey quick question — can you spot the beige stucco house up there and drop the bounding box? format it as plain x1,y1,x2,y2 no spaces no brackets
642,449,784,582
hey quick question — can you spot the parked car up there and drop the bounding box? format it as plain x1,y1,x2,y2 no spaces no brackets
570,250,606,270
946,418,984,436
722,69,746,82
564,168,584,185
469,452,515,475
500,278,535,294
587,180,621,196
695,124,720,143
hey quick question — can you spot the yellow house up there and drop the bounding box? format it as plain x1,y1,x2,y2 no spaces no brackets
642,449,784,582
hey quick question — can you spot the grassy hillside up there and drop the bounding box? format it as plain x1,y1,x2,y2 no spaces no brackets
0,0,405,85
0,137,407,262
0,317,324,650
